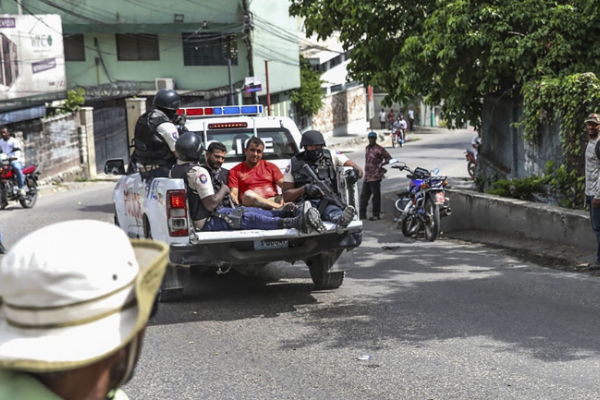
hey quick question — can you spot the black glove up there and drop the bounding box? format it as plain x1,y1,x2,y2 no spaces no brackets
173,114,187,126
345,168,360,185
304,183,324,199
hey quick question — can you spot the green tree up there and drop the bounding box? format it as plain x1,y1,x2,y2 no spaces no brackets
290,56,324,117
62,87,86,113
290,1,600,129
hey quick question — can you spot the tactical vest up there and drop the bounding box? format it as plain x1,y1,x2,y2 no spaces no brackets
290,150,338,193
203,164,233,209
131,109,176,167
170,163,210,222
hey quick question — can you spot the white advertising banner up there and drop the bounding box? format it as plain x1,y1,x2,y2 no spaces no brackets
0,14,65,101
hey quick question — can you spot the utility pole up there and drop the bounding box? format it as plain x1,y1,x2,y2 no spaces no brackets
242,0,258,104
227,58,234,105
265,60,271,116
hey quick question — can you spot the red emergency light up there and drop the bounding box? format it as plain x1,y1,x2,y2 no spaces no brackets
177,105,263,118
208,122,248,129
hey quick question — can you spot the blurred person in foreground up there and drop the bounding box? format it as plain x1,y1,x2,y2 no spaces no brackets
0,219,168,400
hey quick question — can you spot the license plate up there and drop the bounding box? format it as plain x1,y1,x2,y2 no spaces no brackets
435,192,446,204
254,239,289,250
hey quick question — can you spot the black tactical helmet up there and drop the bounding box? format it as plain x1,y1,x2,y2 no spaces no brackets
300,130,326,148
153,89,180,111
175,132,203,162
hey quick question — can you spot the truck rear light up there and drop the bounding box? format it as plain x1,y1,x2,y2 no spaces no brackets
169,191,186,209
167,190,188,237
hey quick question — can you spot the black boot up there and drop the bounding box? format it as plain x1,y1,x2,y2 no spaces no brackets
279,201,325,233
336,205,357,233
274,202,296,218
0,242,7,254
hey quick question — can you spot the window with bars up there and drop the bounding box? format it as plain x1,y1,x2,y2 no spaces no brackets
116,34,159,61
64,34,85,61
182,32,238,66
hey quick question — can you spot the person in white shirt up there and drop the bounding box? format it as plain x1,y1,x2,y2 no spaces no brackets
0,127,25,197
379,109,386,129
471,132,481,160
408,109,415,131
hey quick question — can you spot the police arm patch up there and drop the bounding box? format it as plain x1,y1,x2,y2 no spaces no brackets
199,174,208,184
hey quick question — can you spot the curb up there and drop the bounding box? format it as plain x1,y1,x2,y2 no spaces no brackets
38,176,120,198
380,188,594,268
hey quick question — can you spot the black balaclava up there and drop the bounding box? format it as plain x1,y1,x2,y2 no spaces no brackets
306,148,323,161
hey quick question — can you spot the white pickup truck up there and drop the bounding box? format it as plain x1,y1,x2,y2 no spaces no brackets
106,105,363,301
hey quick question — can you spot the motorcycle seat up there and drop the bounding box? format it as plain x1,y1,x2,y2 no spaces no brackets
22,164,37,175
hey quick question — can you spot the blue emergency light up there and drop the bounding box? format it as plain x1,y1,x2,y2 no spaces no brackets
177,105,264,118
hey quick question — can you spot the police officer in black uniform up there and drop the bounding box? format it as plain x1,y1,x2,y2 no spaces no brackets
170,133,324,233
282,130,363,233
131,89,184,179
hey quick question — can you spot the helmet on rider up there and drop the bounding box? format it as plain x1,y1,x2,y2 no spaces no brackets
175,132,203,162
153,89,180,119
367,131,377,138
300,130,326,161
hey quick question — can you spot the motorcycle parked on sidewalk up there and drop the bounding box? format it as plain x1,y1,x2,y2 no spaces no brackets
0,153,40,209
465,148,477,180
391,160,451,241
391,128,405,148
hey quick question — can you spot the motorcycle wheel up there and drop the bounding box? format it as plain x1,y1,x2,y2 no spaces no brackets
19,178,37,209
424,197,440,242
401,215,421,237
392,136,397,148
468,161,476,180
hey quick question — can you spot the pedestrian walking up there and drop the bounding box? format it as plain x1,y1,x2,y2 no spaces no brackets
408,108,415,131
585,113,600,269
360,131,392,221
379,109,386,129
0,220,168,399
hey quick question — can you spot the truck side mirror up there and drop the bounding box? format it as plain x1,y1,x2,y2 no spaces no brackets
104,159,125,175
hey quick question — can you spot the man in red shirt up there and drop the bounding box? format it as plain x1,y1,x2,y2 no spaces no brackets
228,137,286,210
360,131,392,220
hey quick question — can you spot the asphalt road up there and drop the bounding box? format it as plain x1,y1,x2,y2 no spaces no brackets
2,132,600,399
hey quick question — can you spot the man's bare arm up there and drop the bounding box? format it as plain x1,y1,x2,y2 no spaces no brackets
343,159,364,178
201,185,230,211
283,181,306,203
229,186,240,205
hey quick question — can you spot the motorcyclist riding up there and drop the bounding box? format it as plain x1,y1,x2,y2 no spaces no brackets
282,130,363,233
131,89,184,179
0,127,25,199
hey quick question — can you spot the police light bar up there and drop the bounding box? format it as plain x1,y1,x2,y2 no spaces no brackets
177,105,264,117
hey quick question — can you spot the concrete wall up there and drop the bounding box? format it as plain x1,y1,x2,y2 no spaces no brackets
480,96,566,180
312,86,367,137
381,188,596,251
11,113,82,179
